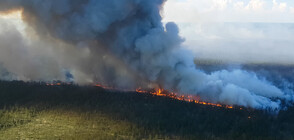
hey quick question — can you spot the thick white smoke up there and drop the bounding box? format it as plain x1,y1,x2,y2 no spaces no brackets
0,0,292,110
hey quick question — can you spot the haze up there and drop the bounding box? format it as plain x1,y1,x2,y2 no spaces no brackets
163,0,294,64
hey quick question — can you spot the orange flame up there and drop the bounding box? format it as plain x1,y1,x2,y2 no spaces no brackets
141,88,234,109
46,83,235,109
45,82,72,86
94,84,113,89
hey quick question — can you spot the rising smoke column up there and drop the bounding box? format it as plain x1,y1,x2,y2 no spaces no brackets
0,0,291,110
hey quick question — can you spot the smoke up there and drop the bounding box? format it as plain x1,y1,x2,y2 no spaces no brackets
0,0,292,110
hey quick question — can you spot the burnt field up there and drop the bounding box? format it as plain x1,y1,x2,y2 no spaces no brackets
0,80,294,140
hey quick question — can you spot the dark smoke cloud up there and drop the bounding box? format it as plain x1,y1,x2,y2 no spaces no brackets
0,0,292,110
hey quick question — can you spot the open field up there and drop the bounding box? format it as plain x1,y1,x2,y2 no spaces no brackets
0,81,294,140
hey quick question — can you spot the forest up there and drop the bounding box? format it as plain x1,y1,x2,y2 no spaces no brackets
0,80,293,140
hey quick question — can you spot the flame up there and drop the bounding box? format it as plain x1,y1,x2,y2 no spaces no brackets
46,82,236,109
139,88,234,109
152,88,165,96
45,82,72,86
94,84,113,89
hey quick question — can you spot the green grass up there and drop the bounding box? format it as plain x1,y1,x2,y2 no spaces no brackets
0,81,294,140
0,107,146,140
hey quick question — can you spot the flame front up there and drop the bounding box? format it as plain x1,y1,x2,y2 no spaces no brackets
139,88,234,109
46,82,235,109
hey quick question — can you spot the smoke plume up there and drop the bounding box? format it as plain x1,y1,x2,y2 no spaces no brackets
0,0,292,110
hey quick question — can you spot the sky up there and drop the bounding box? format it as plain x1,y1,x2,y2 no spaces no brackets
163,0,294,64
163,0,294,23
0,1,293,64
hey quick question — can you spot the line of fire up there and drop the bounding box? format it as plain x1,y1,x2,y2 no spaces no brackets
45,82,240,110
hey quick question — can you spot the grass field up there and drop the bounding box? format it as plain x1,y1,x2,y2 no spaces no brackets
0,81,294,140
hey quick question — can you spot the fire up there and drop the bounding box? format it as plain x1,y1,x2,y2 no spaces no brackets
94,84,113,89
46,82,235,109
137,88,234,109
152,88,165,96
45,82,72,86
